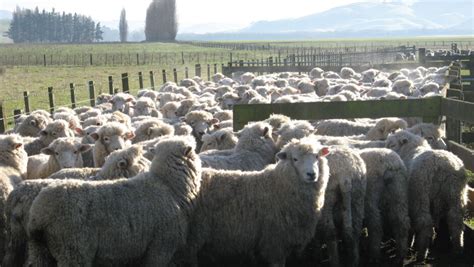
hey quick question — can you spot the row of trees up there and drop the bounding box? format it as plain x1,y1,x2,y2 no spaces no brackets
120,0,177,42
7,7,103,43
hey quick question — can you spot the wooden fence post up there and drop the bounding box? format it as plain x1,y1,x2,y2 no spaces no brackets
136,53,140,65
121,73,129,93
108,76,114,95
149,71,155,90
23,91,30,114
48,87,55,114
0,102,4,133
185,67,189,79
214,64,217,74
90,54,93,65
195,64,201,77
173,68,178,83
88,81,96,107
70,83,76,109
207,64,211,81
162,70,167,83
13,109,22,123
43,54,46,67
138,72,144,89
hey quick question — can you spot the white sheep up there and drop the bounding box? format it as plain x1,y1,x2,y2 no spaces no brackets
407,123,446,149
200,128,237,153
109,92,135,114
132,118,174,144
133,97,161,118
90,122,134,167
184,137,330,266
275,120,315,149
313,145,366,267
14,113,52,137
24,120,75,156
26,137,91,179
200,122,277,171
26,136,202,266
0,134,28,261
386,130,467,261
358,148,410,263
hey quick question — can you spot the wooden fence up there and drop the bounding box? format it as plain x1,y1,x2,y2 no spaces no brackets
232,96,474,171
0,63,222,133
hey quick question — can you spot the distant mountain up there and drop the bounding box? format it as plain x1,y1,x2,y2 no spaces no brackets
240,1,472,34
0,10,12,20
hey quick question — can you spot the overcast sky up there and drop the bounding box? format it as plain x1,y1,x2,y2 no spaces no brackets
0,0,384,28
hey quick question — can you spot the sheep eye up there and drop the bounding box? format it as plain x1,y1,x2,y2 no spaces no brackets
293,158,298,162
73,151,78,154
52,132,57,136
104,137,110,142
426,137,434,141
55,152,59,156
96,122,101,126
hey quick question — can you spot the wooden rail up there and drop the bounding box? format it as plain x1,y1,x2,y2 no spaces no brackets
233,96,474,172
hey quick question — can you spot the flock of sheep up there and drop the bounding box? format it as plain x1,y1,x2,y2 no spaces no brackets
0,63,470,266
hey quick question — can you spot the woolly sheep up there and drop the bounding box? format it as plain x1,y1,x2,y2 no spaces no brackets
90,122,134,167
386,130,467,261
161,101,181,120
81,115,107,128
109,92,135,114
314,119,375,137
240,72,255,85
200,128,237,153
340,67,357,79
361,69,379,83
108,111,132,128
78,108,102,121
176,99,197,117
14,113,52,137
309,67,324,79
407,123,446,149
184,110,219,150
219,92,240,110
275,120,315,149
0,134,27,261
392,79,414,96
365,117,408,141
358,148,410,263
133,97,161,118
3,145,150,266
24,120,75,156
184,137,330,266
26,136,202,266
213,110,232,122
132,118,174,144
264,114,291,131
96,93,113,105
173,122,193,136
49,145,150,180
211,73,225,83
26,137,91,179
53,112,81,130
200,122,277,171
313,146,366,267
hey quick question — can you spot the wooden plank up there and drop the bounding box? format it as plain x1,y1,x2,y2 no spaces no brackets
447,140,474,172
441,98,474,124
233,97,442,130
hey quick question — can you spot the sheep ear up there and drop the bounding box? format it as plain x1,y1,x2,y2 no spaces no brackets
400,138,408,145
75,127,85,136
262,127,269,137
183,146,193,157
12,143,23,150
319,147,330,157
39,130,48,136
125,132,135,140
90,133,100,141
219,132,227,141
79,144,92,153
210,118,219,125
41,147,54,155
180,117,186,122
276,151,287,160
213,124,221,130
126,97,134,102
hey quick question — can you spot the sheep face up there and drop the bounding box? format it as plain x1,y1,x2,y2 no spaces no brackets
134,98,157,117
39,120,75,145
385,130,427,156
42,138,91,168
408,123,447,150
277,140,329,183
92,126,134,153
110,94,134,113
97,145,150,179
0,134,28,173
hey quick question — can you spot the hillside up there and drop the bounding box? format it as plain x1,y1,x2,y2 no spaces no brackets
241,1,472,34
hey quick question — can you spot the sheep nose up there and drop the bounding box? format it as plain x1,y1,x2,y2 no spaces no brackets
198,131,205,136
307,172,316,180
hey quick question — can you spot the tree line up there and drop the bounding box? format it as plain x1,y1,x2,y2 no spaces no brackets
7,7,103,43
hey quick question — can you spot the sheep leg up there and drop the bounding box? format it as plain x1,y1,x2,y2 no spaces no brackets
366,203,383,262
26,239,57,267
142,233,178,267
391,213,410,263
340,187,356,266
412,213,433,262
447,205,464,255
